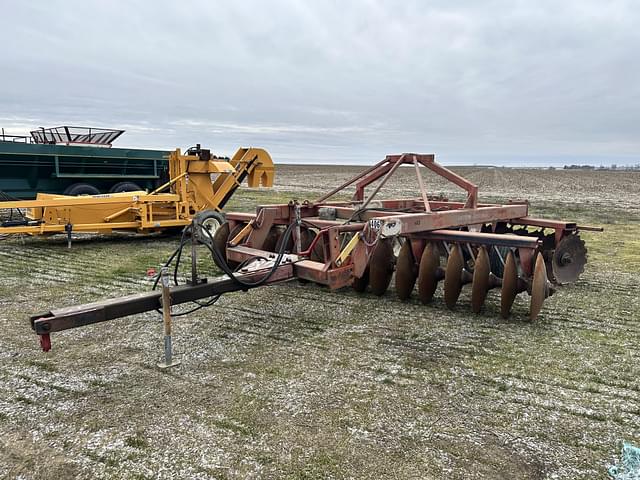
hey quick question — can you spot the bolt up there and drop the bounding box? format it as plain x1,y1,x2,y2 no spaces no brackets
560,253,573,265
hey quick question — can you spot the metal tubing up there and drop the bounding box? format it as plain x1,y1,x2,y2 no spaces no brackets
315,157,389,203
359,154,406,211
353,163,394,201
417,229,541,248
161,268,173,361
576,225,604,232
513,217,577,230
417,156,478,208
413,156,431,213
294,203,302,254
158,267,181,369
31,264,295,335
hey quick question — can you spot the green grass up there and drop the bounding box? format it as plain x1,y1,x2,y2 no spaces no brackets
581,224,640,272
25,359,57,372
124,431,149,449
211,418,254,437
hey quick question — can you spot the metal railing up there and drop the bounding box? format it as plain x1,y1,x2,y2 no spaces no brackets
0,128,31,143
1,126,126,146
29,126,125,146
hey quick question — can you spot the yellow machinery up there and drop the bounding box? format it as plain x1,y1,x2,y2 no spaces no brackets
0,145,274,239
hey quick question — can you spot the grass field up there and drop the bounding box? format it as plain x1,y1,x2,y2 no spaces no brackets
0,165,639,479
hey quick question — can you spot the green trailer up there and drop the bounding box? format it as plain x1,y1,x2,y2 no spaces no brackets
0,126,169,199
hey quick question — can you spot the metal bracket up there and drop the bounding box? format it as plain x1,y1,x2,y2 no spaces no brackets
336,233,360,266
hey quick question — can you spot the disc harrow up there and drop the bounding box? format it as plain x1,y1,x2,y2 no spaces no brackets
29,152,603,352
216,152,601,320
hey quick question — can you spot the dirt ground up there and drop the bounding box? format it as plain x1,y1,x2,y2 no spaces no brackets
0,165,639,479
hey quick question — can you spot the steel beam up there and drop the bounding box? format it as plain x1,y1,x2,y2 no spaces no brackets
31,264,295,335
513,217,577,230
380,205,529,236
416,229,541,248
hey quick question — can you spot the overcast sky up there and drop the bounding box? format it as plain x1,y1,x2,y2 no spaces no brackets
1,1,638,166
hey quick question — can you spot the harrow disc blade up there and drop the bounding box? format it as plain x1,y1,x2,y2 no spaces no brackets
310,235,325,262
211,221,230,270
471,246,491,313
262,226,280,252
369,239,395,296
418,242,440,304
302,228,316,251
530,252,549,321
395,240,417,300
226,223,248,269
552,234,587,284
500,250,518,318
287,226,315,253
275,227,294,252
444,244,464,309
352,266,369,293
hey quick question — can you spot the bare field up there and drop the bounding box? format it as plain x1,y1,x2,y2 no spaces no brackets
273,165,640,221
0,165,639,479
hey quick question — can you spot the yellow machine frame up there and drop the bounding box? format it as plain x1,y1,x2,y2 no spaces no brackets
0,147,274,236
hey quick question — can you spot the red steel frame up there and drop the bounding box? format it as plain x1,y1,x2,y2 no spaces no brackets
224,153,590,289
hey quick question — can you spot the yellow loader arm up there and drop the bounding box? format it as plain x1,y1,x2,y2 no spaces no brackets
0,145,275,240
172,146,275,214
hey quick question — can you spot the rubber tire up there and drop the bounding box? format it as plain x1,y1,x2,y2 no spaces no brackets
194,210,226,245
109,181,142,193
63,183,100,196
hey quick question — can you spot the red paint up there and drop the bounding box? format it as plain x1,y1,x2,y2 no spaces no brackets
39,334,51,352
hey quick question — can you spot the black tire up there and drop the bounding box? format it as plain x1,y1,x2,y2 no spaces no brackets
63,183,101,196
224,222,246,269
109,181,142,193
193,210,226,245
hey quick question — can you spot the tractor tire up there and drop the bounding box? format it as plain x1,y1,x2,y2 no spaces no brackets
63,183,101,196
109,181,142,193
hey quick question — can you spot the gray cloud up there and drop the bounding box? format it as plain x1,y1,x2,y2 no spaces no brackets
1,0,638,165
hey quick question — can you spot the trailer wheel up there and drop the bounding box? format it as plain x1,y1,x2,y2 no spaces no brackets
194,210,226,245
63,183,100,196
109,181,142,193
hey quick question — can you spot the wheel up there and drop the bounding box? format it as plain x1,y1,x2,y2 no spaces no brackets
109,181,142,193
193,210,226,245
63,183,100,196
